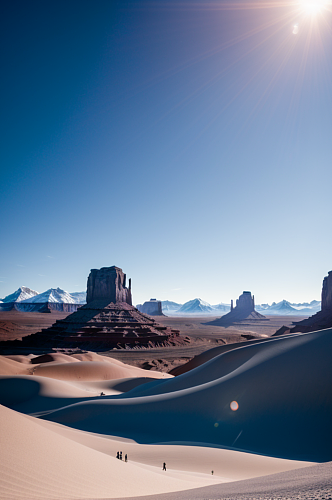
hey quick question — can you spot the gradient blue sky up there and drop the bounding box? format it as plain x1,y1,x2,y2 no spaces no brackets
1,0,332,305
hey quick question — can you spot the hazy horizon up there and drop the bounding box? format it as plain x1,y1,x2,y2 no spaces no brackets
1,0,331,305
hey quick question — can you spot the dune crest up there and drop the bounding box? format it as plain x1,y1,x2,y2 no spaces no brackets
40,329,332,462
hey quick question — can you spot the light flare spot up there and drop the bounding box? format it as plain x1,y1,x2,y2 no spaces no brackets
293,24,299,34
230,400,239,411
300,0,326,15
214,422,219,427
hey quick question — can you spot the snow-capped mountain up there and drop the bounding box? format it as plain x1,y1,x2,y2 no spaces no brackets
2,286,39,303
178,298,215,314
256,300,321,316
212,302,231,312
21,288,78,304
70,291,87,304
161,300,182,312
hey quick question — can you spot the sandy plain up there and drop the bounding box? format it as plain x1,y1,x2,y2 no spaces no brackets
0,310,331,500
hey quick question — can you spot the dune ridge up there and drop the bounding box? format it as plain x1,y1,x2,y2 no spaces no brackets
1,329,331,499
40,329,332,462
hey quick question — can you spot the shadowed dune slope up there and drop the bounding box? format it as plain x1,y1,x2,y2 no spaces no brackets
0,374,175,414
169,336,285,376
41,329,332,462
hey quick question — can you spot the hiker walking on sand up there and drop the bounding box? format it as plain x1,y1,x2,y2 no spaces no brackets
125,454,128,462
116,451,119,459
163,462,166,471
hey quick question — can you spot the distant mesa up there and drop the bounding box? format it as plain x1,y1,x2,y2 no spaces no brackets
274,270,332,336
206,291,266,326
0,266,188,352
136,299,164,316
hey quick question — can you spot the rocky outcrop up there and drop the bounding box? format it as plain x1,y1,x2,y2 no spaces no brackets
273,270,332,336
0,266,188,352
206,291,266,326
321,271,332,312
87,266,132,305
137,299,164,316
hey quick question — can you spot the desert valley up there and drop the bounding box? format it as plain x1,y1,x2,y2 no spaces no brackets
0,265,332,500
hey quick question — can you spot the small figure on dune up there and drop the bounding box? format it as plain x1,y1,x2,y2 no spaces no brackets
120,451,123,460
116,451,119,459
125,454,128,462
100,392,105,396
163,462,166,471
211,470,214,475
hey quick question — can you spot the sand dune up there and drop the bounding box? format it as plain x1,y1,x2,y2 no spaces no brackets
169,336,279,375
41,329,332,461
32,417,314,480
32,360,170,381
1,330,331,499
1,351,172,381
0,404,223,500
0,374,177,414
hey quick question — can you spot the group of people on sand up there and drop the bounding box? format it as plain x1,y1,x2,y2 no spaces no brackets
116,452,167,471
116,451,127,462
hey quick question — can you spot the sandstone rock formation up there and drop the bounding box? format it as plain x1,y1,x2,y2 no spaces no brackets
87,266,132,305
206,291,266,326
137,299,164,316
273,270,332,336
0,266,188,352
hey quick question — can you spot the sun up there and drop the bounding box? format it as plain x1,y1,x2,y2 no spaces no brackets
300,0,327,15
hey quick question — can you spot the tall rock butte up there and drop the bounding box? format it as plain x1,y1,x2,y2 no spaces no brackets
274,270,332,336
87,266,132,305
206,291,266,326
0,266,188,352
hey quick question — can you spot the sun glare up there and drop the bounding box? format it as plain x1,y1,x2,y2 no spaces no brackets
300,0,326,15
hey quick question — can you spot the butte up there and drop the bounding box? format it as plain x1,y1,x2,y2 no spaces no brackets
274,270,332,336
206,291,267,326
0,266,187,352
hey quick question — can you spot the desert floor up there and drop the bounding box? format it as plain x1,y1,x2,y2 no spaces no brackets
0,311,331,500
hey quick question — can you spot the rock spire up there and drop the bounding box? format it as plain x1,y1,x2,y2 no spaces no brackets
206,291,266,326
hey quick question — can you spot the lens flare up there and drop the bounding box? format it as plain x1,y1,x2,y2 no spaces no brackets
230,401,239,411
300,0,326,15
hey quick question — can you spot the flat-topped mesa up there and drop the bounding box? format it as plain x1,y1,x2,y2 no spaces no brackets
137,299,164,316
206,291,266,326
87,266,132,305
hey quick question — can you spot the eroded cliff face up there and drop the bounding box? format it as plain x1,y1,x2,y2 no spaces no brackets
321,271,332,312
273,270,332,336
236,291,255,316
86,266,132,305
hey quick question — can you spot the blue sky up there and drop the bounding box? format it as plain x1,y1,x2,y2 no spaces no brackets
1,0,332,305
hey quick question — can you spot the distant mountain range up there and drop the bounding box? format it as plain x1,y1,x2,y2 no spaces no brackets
0,287,321,317
0,287,86,305
256,300,321,316
160,298,321,316
0,287,86,312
